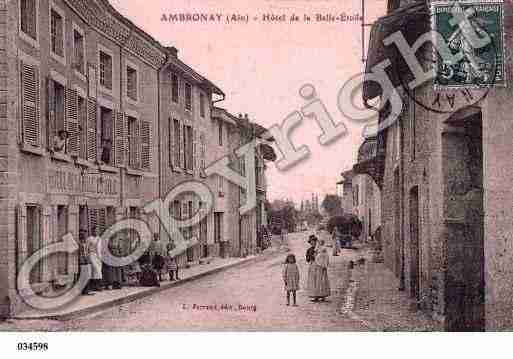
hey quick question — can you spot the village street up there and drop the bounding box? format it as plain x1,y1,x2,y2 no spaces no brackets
0,232,375,331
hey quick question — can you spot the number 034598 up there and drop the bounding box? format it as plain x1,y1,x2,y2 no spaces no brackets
17,342,48,351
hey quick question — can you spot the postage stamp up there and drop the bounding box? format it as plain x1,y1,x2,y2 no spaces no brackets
432,1,505,88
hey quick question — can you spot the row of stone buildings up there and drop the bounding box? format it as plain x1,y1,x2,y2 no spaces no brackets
0,0,274,317
344,0,513,331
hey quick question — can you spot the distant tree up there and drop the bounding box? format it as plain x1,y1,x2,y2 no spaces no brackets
322,194,343,217
268,199,298,233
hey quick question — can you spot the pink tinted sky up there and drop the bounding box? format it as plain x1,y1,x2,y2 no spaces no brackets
110,0,387,204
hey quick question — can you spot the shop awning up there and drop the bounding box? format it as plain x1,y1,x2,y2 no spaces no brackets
363,3,429,101
353,153,386,189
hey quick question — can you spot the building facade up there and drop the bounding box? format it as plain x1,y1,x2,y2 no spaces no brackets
0,0,274,317
364,0,513,330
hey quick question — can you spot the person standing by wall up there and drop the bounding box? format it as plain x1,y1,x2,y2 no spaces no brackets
86,226,103,292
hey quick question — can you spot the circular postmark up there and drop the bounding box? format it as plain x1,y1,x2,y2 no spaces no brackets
397,1,504,115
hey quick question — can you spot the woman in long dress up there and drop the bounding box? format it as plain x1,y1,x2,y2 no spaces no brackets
308,240,331,302
313,246,331,301
306,235,318,300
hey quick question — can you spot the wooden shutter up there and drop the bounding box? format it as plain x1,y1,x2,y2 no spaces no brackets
129,119,140,169
98,208,106,235
78,97,87,159
20,61,40,147
179,122,185,169
88,207,98,236
168,118,173,169
172,119,179,168
140,120,151,170
66,87,79,155
114,111,126,167
193,128,197,174
46,77,56,150
87,99,97,162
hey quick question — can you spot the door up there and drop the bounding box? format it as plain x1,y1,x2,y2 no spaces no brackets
409,187,420,301
200,218,208,258
443,118,484,331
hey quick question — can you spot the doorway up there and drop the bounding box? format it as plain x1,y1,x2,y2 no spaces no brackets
443,110,484,331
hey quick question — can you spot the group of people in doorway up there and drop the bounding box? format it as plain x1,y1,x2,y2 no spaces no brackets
79,229,182,295
281,234,331,306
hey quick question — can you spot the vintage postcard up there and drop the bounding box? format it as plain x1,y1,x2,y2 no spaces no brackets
1,0,513,356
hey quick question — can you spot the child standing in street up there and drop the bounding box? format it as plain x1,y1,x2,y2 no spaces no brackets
165,242,180,281
283,254,300,306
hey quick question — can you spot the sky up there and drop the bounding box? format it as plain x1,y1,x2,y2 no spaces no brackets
110,0,387,204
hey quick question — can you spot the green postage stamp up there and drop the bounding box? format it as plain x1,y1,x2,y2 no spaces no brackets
432,1,505,88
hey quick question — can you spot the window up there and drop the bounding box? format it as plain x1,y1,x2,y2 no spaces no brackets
214,212,222,243
172,200,181,220
26,205,42,283
182,124,187,170
200,93,205,118
99,51,113,90
168,118,173,168
73,28,85,74
127,65,138,101
57,205,68,275
48,78,66,152
100,107,113,165
128,116,139,169
128,207,141,253
173,119,181,167
187,200,193,238
218,120,223,146
50,8,64,58
20,0,37,41
185,125,193,171
200,133,206,172
185,82,192,111
218,175,224,196
171,73,179,103
78,96,87,159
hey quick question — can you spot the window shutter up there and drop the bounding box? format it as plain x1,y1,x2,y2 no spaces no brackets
20,61,40,147
46,77,55,149
87,99,97,162
66,87,79,155
140,120,151,171
179,122,185,169
98,208,106,235
200,133,206,176
114,111,126,167
193,128,197,175
79,97,87,159
167,118,175,168
172,119,178,169
130,120,140,169
88,207,98,236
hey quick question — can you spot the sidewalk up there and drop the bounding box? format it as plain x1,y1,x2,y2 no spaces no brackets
13,248,284,321
350,259,443,331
